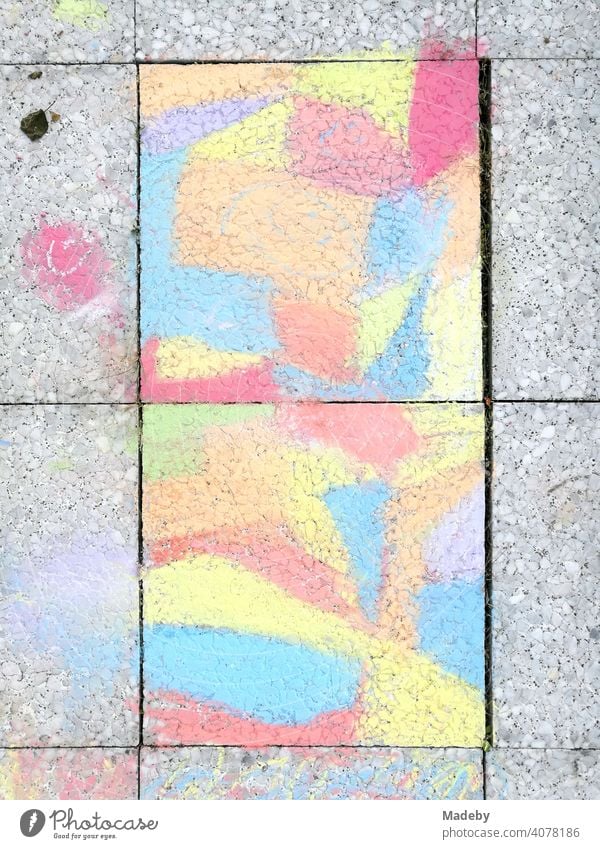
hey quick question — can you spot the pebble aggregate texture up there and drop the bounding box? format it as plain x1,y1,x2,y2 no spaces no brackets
0,1,135,62
493,404,599,748
140,57,482,401
486,750,600,801
0,749,138,800
0,65,138,402
142,403,485,746
135,2,476,61
140,747,483,799
479,1,600,58
491,61,600,399
0,405,139,746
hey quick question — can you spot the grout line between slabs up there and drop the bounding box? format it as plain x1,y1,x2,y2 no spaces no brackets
479,56,493,800
3,744,597,751
134,20,144,797
3,399,600,406
2,57,598,69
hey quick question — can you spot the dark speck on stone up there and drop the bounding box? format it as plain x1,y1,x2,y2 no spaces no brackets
20,109,48,141
28,71,43,80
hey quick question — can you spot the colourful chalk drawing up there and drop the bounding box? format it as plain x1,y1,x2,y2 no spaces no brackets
140,49,481,402
142,747,483,800
142,403,485,746
0,749,137,800
52,0,108,31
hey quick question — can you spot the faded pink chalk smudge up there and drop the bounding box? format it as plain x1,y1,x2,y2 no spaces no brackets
21,218,111,311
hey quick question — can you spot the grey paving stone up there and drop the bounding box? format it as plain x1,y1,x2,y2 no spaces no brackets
0,748,138,800
0,1,134,62
493,403,600,748
491,61,599,400
0,405,139,746
135,0,476,61
0,66,137,403
479,1,600,58
487,749,600,800
141,746,483,799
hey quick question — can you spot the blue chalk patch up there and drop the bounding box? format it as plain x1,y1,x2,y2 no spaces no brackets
416,577,484,690
144,625,362,725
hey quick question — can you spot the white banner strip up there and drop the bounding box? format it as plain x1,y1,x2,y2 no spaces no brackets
1,800,598,848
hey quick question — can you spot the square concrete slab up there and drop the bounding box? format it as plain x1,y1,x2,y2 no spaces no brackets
142,403,485,746
0,66,137,402
0,1,134,62
140,62,481,402
0,748,138,800
479,1,600,58
491,61,599,400
486,749,600,800
493,403,599,748
135,2,476,61
0,405,139,746
141,746,483,799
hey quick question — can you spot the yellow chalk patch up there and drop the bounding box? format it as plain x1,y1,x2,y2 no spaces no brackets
145,555,375,657
155,337,263,380
422,265,483,400
355,277,419,370
295,60,415,138
189,100,293,168
357,644,485,746
53,0,107,30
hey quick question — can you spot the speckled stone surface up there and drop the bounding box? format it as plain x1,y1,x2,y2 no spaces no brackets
140,61,481,402
493,403,599,748
135,2,476,61
491,61,599,400
142,403,485,746
0,1,134,63
141,746,483,799
0,66,137,402
0,748,138,800
487,749,600,800
479,1,600,58
0,405,139,746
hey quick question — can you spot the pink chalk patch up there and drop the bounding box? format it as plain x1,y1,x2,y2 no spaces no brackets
140,338,281,402
289,97,410,198
145,690,358,746
408,61,479,185
21,218,111,311
276,403,421,471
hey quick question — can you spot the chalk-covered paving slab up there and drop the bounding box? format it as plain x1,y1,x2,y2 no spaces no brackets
491,61,599,399
492,403,599,748
0,405,139,746
142,403,485,746
140,59,481,402
141,746,483,800
479,1,600,58
0,749,138,800
0,1,134,63
135,2,476,61
486,749,600,800
0,66,137,403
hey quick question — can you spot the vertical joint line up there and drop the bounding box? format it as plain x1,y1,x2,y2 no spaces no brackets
135,58,144,801
479,56,493,798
